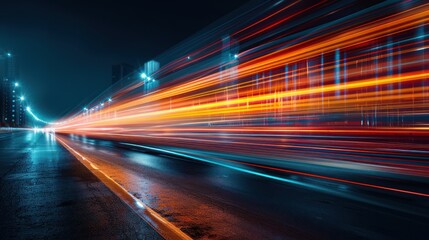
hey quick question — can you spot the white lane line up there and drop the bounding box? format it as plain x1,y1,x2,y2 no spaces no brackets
56,137,192,240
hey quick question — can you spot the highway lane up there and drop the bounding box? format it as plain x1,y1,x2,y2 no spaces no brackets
0,131,161,240
57,133,429,240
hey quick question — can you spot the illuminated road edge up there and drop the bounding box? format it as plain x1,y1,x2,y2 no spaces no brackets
56,135,192,240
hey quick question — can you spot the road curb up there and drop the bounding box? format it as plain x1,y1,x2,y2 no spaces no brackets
56,135,193,240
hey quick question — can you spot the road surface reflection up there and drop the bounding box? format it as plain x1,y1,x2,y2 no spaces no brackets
56,133,429,239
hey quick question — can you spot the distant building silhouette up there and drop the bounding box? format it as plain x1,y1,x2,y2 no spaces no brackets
112,63,135,87
141,60,160,94
143,60,160,77
0,51,26,127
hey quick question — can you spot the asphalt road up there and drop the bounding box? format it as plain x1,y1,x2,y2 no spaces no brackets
0,131,161,240
55,133,429,240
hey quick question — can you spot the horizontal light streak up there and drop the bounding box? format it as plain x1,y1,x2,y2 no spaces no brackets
51,1,429,198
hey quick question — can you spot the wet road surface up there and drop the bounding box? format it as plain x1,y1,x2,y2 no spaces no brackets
56,133,429,240
0,131,161,240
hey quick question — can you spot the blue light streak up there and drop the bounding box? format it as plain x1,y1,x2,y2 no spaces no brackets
26,107,53,125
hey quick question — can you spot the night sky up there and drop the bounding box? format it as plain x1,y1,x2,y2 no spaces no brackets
0,0,249,120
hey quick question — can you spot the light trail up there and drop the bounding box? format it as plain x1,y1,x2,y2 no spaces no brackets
118,142,429,198
52,1,429,197
26,107,52,125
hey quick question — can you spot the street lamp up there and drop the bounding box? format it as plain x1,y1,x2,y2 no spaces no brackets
20,96,25,101
14,82,19,87
140,72,157,83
